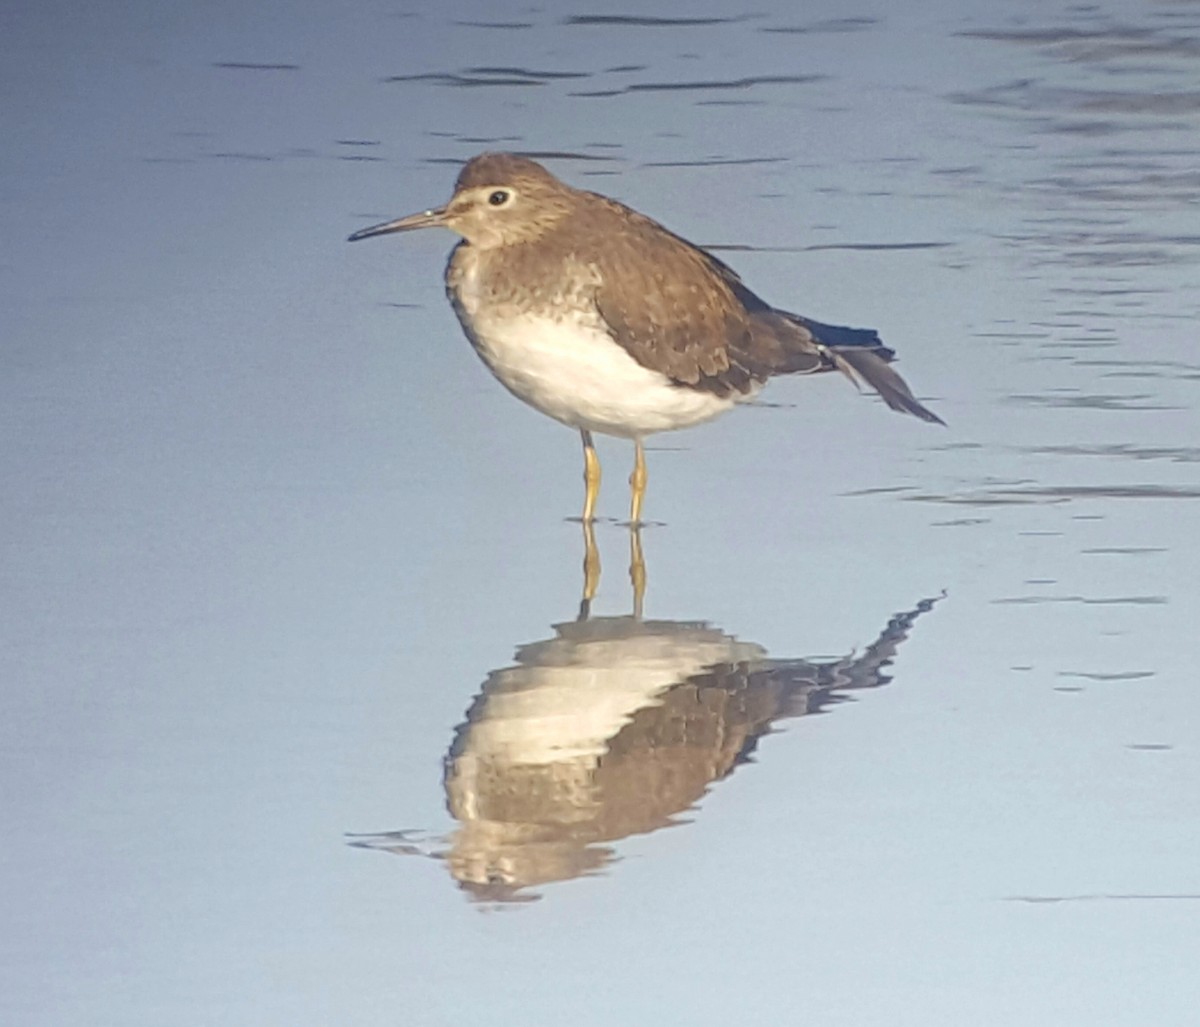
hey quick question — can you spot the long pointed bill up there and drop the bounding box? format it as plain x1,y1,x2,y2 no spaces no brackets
347,206,449,242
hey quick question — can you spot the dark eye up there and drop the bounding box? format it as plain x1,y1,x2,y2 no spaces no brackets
488,190,510,207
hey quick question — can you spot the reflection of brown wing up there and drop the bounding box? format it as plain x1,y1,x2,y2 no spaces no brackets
429,595,944,901
592,676,789,830
349,596,944,902
594,591,946,832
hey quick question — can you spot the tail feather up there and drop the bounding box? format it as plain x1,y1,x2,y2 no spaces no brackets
749,307,944,424
827,346,945,425
787,314,893,357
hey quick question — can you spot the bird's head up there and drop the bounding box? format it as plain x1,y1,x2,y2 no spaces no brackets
348,152,576,250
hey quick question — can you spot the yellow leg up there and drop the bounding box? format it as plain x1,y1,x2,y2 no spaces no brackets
629,523,646,620
581,429,601,523
629,438,647,526
579,519,601,621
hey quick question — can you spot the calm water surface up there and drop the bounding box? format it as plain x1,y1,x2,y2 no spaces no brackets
3,1,1198,1024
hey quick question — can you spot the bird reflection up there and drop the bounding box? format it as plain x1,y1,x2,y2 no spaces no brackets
351,530,942,903
581,519,643,619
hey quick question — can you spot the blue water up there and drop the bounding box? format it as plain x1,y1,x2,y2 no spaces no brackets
3,1,1198,1024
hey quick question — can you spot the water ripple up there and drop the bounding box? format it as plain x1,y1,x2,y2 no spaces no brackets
760,18,877,34
992,595,1166,606
564,14,759,27
572,74,825,97
1007,894,1200,904
212,62,300,71
909,484,1200,505
386,66,590,87
1006,392,1181,411
1024,444,1200,463
959,26,1200,63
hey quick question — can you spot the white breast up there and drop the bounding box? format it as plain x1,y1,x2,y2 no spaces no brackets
453,267,744,439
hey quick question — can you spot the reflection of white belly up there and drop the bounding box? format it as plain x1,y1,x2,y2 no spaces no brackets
461,631,769,766
460,309,744,438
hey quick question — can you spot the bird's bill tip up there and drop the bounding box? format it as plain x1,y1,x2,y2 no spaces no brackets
347,207,448,242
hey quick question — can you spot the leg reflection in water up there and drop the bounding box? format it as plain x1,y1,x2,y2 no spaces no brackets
578,520,647,622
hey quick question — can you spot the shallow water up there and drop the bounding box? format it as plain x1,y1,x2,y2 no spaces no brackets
3,1,1199,1024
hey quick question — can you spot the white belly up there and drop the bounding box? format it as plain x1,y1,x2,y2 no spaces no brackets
458,308,743,438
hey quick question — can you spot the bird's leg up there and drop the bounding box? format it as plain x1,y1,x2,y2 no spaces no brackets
578,518,601,622
628,523,646,620
629,438,648,526
580,429,601,523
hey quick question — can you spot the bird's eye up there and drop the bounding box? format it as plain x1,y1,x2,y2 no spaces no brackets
488,190,511,207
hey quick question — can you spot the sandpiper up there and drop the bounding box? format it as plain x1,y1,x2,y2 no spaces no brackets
349,152,943,523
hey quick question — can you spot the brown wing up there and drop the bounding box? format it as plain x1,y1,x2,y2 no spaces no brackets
567,193,942,421
585,196,797,397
